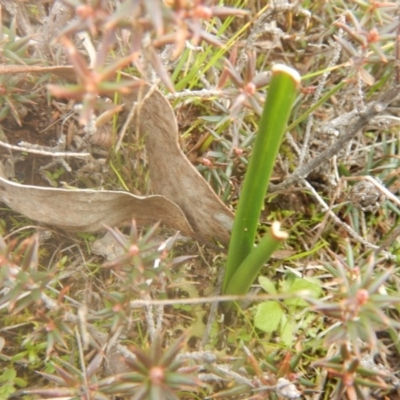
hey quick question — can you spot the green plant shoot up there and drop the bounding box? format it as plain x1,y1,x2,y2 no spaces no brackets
223,64,300,294
224,222,288,296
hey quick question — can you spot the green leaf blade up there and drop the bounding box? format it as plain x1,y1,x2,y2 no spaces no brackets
223,65,300,293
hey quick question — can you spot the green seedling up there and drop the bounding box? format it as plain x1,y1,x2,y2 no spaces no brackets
0,368,27,399
223,64,301,299
254,275,322,346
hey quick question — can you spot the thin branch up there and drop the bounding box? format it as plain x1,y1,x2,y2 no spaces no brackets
0,140,90,158
299,35,343,166
166,88,222,100
127,291,308,309
269,86,400,193
301,178,395,259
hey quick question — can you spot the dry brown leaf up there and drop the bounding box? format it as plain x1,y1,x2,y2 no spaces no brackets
0,175,195,235
120,79,233,245
0,65,233,246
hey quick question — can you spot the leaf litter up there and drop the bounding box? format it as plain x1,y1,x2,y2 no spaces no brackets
0,65,233,247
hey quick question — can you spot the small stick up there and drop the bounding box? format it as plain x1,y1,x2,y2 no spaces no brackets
270,87,400,193
0,140,90,158
301,179,394,259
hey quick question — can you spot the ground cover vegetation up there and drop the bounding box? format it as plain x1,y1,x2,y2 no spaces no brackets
1,0,400,399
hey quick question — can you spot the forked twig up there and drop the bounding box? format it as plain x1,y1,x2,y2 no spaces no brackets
270,86,400,193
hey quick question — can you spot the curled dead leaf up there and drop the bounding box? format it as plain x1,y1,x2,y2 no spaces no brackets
0,65,233,246
0,175,195,235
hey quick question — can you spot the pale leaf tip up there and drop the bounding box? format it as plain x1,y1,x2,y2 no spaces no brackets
271,64,301,86
271,221,289,240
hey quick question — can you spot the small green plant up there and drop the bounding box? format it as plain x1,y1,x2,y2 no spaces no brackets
222,64,300,300
0,367,27,399
311,252,400,353
303,247,400,398
42,167,66,187
21,335,199,399
254,274,322,346
121,334,199,399
0,234,53,314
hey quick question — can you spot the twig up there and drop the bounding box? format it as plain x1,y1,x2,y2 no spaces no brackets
0,140,90,158
77,31,96,68
144,299,157,342
115,81,159,153
270,86,400,193
299,33,343,166
301,179,395,259
126,291,310,309
166,88,222,100
211,364,255,387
